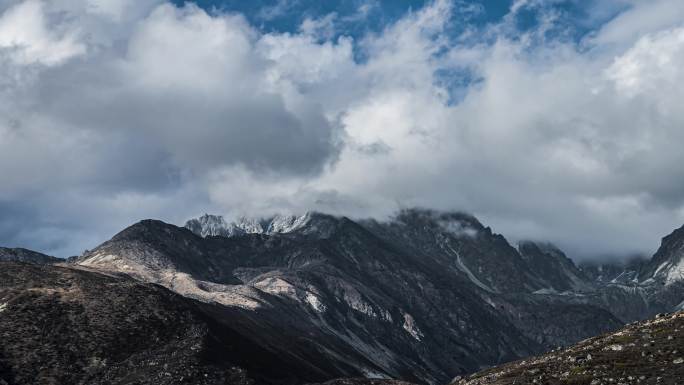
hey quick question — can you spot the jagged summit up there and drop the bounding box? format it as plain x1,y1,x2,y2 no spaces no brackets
184,214,233,237
184,212,342,239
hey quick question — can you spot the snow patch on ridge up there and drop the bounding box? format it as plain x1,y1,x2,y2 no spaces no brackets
362,369,391,379
533,288,559,295
665,258,684,285
253,277,297,298
253,276,327,313
305,293,326,313
653,255,684,285
268,213,313,234
402,313,423,341
343,288,380,318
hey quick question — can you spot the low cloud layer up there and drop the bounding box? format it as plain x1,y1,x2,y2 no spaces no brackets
1,0,684,259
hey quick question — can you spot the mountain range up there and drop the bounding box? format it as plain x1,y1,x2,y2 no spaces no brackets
1,208,684,384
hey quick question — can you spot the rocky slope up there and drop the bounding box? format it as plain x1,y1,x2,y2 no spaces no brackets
0,262,380,385
185,213,317,238
454,311,684,385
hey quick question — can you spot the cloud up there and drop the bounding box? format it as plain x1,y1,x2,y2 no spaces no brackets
607,27,684,98
0,0,85,65
0,1,341,254
592,0,684,47
257,0,298,21
299,13,337,40
1,0,684,259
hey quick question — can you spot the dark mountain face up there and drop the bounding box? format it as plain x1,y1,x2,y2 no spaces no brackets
455,311,684,385
0,247,59,264
517,241,593,293
360,210,547,294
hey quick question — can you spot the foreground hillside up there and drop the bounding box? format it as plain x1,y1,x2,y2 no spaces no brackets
0,262,369,385
456,311,684,385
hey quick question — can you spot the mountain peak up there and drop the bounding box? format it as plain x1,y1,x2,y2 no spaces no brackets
185,214,235,237
184,211,344,239
391,208,485,237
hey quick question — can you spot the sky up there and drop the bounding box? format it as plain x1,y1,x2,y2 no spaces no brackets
1,0,684,260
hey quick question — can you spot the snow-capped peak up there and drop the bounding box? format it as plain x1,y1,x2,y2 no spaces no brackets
185,212,314,238
267,213,313,234
185,214,234,237
233,216,267,234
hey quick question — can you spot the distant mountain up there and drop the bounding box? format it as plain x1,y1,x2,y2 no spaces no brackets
360,210,548,293
579,256,647,285
0,247,59,264
455,310,684,385
517,241,593,293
